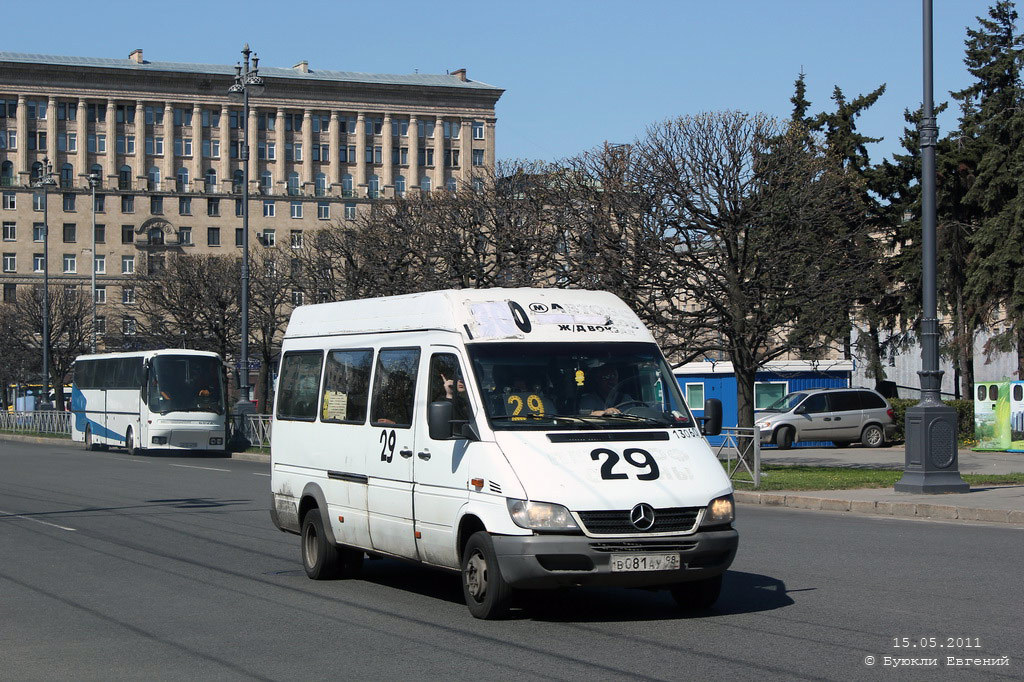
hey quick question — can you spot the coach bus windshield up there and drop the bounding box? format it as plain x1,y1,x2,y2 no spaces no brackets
466,341,694,431
147,355,225,414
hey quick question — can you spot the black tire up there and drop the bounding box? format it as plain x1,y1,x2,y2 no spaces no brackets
125,427,144,456
774,426,794,450
861,424,885,448
461,531,512,620
85,426,96,451
671,574,723,611
301,508,342,580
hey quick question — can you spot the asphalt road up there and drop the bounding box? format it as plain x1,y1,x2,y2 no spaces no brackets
2,439,1021,682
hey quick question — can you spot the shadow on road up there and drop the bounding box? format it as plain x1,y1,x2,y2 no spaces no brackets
354,560,796,622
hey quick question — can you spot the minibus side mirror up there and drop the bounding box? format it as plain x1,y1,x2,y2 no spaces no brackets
428,400,479,441
701,398,722,436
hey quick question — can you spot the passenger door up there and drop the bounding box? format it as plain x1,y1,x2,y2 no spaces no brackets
413,350,473,569
365,347,421,559
822,390,862,443
795,393,832,440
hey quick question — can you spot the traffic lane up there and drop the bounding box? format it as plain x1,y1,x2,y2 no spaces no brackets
3,441,1022,681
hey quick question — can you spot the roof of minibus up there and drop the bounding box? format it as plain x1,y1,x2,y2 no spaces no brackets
284,288,656,344
73,349,221,362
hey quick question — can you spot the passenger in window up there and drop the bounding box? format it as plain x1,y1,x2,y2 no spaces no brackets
579,364,632,416
439,370,471,422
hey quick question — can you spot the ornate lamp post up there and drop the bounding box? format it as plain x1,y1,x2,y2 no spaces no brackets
895,0,969,493
32,158,57,410
227,44,265,442
88,173,100,353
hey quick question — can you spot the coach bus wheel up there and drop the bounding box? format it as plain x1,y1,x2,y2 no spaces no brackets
85,426,96,451
126,428,144,456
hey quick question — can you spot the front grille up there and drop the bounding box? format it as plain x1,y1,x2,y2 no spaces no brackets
577,507,701,535
589,541,699,553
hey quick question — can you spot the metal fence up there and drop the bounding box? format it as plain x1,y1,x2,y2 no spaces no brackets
243,414,272,449
0,410,72,436
715,426,761,487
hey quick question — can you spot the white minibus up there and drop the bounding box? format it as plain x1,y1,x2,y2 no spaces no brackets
270,289,736,619
71,349,227,455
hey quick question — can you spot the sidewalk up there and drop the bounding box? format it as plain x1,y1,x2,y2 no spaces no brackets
739,444,1024,526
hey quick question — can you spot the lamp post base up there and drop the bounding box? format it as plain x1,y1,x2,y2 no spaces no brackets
895,402,969,494
230,396,256,451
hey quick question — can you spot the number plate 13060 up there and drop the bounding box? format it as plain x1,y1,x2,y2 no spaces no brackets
609,553,680,572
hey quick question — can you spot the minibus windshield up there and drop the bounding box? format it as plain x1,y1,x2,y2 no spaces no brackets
466,342,695,430
147,355,225,415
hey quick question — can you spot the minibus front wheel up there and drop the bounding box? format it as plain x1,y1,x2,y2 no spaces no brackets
462,531,512,620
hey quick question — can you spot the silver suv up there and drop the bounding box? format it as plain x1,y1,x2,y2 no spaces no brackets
754,388,896,449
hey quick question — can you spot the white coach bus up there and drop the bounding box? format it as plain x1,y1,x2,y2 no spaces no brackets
271,288,736,619
70,349,227,455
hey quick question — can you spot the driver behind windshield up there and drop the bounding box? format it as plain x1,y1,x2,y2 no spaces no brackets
579,364,633,416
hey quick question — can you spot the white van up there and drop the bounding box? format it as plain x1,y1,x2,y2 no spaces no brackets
270,288,737,619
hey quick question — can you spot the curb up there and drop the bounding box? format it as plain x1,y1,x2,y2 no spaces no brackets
735,491,1024,526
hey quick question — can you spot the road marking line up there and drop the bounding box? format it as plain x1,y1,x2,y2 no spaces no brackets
0,508,76,532
168,464,231,472
253,473,271,477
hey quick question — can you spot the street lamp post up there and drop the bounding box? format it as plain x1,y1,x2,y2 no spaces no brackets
33,158,57,410
895,0,969,493
88,173,100,353
227,44,265,445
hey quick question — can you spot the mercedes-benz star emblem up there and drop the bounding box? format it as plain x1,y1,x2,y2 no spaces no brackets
630,503,656,531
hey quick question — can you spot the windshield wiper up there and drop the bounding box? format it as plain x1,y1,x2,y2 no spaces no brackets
490,413,604,428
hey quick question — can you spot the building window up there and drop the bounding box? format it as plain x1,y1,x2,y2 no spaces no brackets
33,254,44,272
202,138,221,158
179,197,192,215
312,144,329,162
263,201,275,217
58,133,78,153
418,148,435,167
33,224,44,241
446,177,457,192
27,100,48,120
146,136,164,156
94,224,105,244
205,169,217,192
94,254,106,274
174,138,193,157
290,201,302,219
122,316,137,336
290,229,303,248
122,287,136,304
178,226,192,246
148,254,165,274
121,225,135,244
473,121,485,139
4,282,16,302
115,104,134,123
234,198,243,217
317,202,329,220
148,166,161,191
122,255,135,274
177,168,190,192
150,196,163,214
420,175,431,192
685,383,705,410
63,224,76,243
445,149,460,168
94,193,105,213
344,203,356,220
63,254,76,273
95,316,105,335
119,165,133,190
395,176,406,197
88,134,107,153
314,173,327,197
148,227,164,246
2,222,14,241
443,121,460,139
202,109,221,128
63,194,76,212
341,174,353,197
262,229,276,247
207,227,220,246
173,107,193,126
87,102,106,122
368,175,380,198
121,195,134,213
235,228,244,247
287,172,300,196
260,170,273,193
754,382,788,410
2,192,14,209
291,290,304,306
207,198,220,216
2,253,15,272
94,286,106,304
472,149,485,166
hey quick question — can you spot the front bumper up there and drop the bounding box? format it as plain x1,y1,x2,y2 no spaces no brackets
491,528,738,589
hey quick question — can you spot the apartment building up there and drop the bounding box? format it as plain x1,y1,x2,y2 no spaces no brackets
0,49,502,338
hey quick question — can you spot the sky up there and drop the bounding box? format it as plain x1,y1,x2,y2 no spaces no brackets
3,0,998,166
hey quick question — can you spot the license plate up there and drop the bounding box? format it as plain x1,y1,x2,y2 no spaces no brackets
609,553,681,572
180,442,197,448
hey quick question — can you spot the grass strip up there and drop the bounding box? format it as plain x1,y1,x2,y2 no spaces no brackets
730,464,1024,490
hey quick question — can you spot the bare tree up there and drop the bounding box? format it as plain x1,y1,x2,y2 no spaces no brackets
133,254,241,360
631,112,876,429
7,284,94,407
249,243,293,411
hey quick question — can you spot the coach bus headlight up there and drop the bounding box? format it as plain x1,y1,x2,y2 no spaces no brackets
151,436,168,445
210,437,223,446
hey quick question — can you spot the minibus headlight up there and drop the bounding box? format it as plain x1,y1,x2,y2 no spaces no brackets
507,499,580,531
702,494,735,526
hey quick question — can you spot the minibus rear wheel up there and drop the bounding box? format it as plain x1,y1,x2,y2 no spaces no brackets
301,508,341,580
670,574,723,611
461,531,511,620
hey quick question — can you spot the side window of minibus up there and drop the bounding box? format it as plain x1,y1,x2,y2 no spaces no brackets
321,349,373,423
370,348,420,428
277,351,324,421
427,353,471,422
